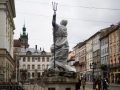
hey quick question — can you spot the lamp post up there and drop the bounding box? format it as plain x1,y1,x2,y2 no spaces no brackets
90,62,97,89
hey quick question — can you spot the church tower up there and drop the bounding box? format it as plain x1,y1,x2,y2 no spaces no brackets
20,22,29,48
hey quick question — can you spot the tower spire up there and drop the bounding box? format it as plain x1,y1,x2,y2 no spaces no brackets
24,19,25,27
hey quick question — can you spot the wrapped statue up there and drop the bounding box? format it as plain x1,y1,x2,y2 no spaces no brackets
48,10,76,72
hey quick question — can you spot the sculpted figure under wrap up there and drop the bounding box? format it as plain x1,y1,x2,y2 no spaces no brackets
48,12,76,72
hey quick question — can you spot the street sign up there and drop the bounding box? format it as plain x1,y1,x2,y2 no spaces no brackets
0,74,3,80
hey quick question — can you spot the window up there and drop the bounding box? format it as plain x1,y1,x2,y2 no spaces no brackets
15,48,18,52
28,57,30,62
110,37,112,44
42,64,45,70
28,72,30,78
32,65,35,70
32,73,34,77
47,57,49,62
42,72,44,76
32,57,34,62
114,35,116,43
42,57,45,62
23,57,25,62
105,48,106,54
27,65,30,70
38,73,40,77
110,47,112,54
114,45,116,54
118,44,120,52
117,33,119,41
38,57,40,62
23,64,26,70
103,49,104,55
107,47,108,53
38,65,40,69
47,65,49,69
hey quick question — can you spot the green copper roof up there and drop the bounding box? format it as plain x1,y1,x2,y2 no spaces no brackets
20,22,28,39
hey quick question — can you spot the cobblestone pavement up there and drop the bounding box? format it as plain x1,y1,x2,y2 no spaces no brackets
84,82,120,90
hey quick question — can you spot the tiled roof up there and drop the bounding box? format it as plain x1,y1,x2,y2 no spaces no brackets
21,48,41,53
14,39,21,47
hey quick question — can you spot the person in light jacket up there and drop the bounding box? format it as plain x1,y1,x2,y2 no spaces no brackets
82,78,86,90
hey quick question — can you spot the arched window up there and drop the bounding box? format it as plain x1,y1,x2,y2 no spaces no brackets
32,65,35,70
38,57,40,62
38,65,40,69
27,65,30,70
42,64,45,70
47,57,49,62
23,57,25,62
47,65,49,69
32,57,34,62
23,64,26,70
42,57,45,62
27,57,30,62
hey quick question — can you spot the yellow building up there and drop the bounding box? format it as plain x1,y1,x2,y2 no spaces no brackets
109,24,120,83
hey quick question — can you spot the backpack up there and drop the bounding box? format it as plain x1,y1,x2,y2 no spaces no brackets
96,84,99,89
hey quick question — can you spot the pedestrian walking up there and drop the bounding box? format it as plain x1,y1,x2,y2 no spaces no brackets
75,76,81,90
106,82,109,90
82,78,86,90
95,79,98,88
98,79,101,90
103,79,107,90
96,83,99,90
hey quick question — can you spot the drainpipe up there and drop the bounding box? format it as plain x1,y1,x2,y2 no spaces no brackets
100,37,103,90
16,56,17,82
108,34,110,83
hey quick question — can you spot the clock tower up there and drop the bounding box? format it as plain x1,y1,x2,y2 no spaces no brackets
20,23,29,48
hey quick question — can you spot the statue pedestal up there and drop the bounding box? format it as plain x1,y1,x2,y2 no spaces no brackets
42,77,78,90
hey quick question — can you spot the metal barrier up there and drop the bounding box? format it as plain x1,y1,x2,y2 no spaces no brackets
0,81,45,90
0,84,45,90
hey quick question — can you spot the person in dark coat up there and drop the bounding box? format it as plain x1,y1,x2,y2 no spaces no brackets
95,79,98,88
75,77,81,90
98,79,101,90
103,79,107,90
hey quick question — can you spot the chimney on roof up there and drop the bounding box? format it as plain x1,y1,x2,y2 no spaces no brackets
36,45,37,50
110,24,114,27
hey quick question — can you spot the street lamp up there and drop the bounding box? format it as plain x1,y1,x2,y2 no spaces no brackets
90,62,97,89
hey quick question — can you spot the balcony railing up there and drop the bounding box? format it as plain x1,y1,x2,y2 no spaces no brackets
109,63,120,68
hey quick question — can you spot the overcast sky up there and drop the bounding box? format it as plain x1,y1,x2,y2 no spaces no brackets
14,0,120,52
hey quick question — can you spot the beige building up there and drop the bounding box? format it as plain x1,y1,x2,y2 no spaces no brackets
86,38,93,81
0,0,16,82
67,50,75,68
19,45,51,81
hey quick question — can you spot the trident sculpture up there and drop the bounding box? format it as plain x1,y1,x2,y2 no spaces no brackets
48,2,76,73
52,2,58,68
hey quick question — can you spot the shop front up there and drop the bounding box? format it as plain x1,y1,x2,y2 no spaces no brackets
110,67,120,83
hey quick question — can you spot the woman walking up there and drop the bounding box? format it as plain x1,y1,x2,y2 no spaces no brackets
82,78,86,90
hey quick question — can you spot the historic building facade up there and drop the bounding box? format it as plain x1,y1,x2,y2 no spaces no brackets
108,24,120,83
19,45,51,81
0,0,16,82
67,50,75,67
92,32,101,78
86,38,93,81
79,42,86,79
